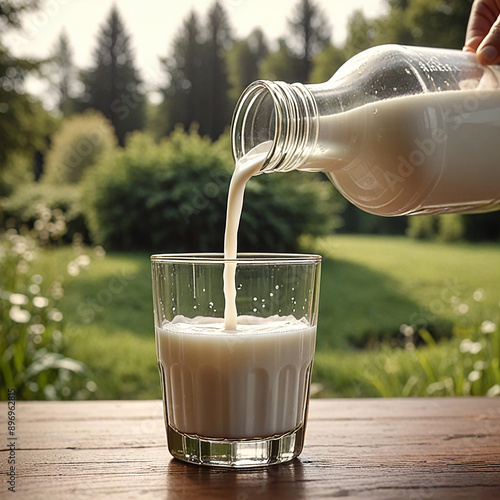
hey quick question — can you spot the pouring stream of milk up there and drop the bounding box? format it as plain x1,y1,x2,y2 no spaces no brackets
223,141,272,330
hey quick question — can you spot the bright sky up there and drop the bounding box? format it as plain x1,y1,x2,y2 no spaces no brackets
5,0,387,104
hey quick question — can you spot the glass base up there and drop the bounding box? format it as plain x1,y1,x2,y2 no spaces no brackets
166,423,306,468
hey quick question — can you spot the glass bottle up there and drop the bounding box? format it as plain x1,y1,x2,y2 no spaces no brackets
231,45,500,216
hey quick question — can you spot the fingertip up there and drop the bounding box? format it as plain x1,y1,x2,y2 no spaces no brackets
477,45,499,64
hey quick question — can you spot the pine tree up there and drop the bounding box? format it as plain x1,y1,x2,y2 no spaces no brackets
375,0,474,49
79,6,144,146
204,1,233,140
160,11,205,135
259,38,296,82
343,10,377,59
159,1,233,141
50,30,75,116
227,29,268,102
309,43,346,84
287,0,331,82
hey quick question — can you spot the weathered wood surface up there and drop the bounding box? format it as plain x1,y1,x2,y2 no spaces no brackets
1,398,499,499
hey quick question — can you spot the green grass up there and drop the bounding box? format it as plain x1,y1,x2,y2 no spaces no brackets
27,235,500,399
34,246,159,399
310,235,500,349
313,331,500,398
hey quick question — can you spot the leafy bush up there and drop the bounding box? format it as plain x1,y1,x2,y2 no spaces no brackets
438,213,464,242
82,129,342,252
43,110,117,184
1,183,87,245
406,215,438,240
407,214,464,242
0,153,36,197
0,229,96,400
408,212,500,242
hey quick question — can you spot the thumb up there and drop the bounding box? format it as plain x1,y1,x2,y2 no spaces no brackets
477,14,500,64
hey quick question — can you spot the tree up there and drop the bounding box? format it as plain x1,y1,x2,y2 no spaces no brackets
204,1,233,140
309,44,346,84
0,0,53,172
375,0,474,49
0,0,38,28
343,10,377,59
227,29,268,103
159,1,233,141
48,30,75,116
159,11,205,136
259,39,296,82
79,6,144,146
287,0,331,82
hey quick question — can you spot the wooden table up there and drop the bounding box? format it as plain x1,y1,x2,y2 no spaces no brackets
1,398,499,499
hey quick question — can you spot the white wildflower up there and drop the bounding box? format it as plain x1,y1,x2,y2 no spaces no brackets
48,309,63,322
9,293,29,305
29,324,45,335
75,255,91,267
9,306,31,323
469,342,482,354
17,260,29,273
86,381,98,392
486,384,500,397
400,324,414,336
481,320,497,334
459,339,482,354
474,361,487,371
67,261,80,276
33,296,49,308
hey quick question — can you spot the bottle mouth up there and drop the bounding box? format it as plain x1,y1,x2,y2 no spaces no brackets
231,80,318,173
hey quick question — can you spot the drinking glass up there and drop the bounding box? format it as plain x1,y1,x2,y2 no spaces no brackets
151,253,321,467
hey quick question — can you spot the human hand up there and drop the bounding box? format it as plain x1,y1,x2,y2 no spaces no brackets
464,0,500,64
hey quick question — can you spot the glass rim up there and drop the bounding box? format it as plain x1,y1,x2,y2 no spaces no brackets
150,252,321,265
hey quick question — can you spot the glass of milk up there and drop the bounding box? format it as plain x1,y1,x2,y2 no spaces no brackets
151,253,321,467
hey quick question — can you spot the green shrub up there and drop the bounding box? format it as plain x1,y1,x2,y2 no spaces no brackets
0,153,36,197
43,111,117,184
82,129,342,252
407,214,465,242
437,213,464,242
408,212,500,243
406,215,439,240
2,183,87,245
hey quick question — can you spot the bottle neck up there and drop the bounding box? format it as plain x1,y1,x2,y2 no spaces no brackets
231,80,319,173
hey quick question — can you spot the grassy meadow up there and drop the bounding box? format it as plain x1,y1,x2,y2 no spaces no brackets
24,235,500,399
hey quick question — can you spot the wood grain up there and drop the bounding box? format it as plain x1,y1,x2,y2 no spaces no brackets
1,398,499,499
